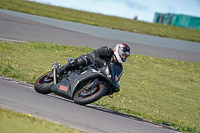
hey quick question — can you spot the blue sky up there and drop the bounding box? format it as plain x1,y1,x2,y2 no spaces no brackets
28,0,200,22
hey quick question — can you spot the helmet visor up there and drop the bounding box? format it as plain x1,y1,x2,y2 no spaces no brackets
120,53,130,62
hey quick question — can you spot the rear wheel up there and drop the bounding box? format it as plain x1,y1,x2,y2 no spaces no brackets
73,80,107,105
34,71,54,94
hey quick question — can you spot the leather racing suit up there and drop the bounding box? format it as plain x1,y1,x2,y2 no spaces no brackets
57,46,115,75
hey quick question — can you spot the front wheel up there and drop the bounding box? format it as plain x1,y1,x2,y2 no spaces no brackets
34,71,54,94
73,83,107,105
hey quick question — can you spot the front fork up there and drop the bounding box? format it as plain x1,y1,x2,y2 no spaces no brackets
52,62,61,84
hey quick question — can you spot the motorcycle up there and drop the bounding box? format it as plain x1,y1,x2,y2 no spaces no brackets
34,58,123,105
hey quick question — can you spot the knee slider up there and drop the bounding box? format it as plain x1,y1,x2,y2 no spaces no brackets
68,59,78,67
77,56,87,67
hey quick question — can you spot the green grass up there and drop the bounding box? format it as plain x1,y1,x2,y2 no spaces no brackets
0,0,200,42
0,107,83,133
0,41,200,132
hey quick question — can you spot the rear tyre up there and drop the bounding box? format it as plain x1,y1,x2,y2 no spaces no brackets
73,82,107,105
34,71,54,94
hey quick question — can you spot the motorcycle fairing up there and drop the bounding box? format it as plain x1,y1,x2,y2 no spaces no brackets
103,63,123,92
51,67,106,99
70,68,106,97
51,63,123,100
109,63,123,83
51,78,72,99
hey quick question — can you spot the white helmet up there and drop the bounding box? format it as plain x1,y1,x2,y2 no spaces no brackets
114,43,130,63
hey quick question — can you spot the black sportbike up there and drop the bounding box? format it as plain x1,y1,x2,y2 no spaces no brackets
34,59,123,105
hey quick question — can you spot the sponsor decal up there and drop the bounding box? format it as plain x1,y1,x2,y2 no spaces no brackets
115,73,119,81
115,75,118,81
59,85,68,92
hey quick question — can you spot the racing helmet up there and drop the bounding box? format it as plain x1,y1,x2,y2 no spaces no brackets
114,43,130,63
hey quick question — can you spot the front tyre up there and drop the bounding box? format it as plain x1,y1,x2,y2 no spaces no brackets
34,71,54,94
73,83,107,105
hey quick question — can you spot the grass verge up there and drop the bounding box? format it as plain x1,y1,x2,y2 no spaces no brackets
0,107,82,133
0,41,200,132
0,0,200,42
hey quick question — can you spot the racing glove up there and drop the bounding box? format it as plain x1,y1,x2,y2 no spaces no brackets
95,58,106,67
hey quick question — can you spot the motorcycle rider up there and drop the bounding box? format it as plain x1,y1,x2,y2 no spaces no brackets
52,43,131,77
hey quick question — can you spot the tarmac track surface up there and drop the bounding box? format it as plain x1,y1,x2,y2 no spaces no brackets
0,9,198,133
0,78,177,133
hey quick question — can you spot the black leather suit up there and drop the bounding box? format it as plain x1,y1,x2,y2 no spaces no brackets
58,46,114,74
90,46,114,66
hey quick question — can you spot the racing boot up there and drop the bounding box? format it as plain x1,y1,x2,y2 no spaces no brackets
56,54,93,76
47,63,71,79
57,63,71,75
